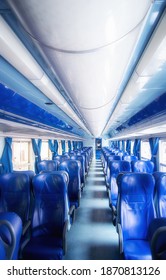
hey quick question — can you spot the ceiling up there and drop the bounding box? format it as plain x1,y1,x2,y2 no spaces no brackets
0,0,166,140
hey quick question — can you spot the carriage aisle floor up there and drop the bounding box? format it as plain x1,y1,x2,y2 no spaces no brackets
64,157,120,260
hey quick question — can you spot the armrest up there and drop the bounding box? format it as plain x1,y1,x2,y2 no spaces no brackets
22,220,31,236
0,212,22,259
63,220,68,255
117,223,123,255
69,205,75,222
112,205,117,216
78,190,81,207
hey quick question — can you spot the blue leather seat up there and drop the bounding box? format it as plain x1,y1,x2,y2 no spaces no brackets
37,160,59,173
106,155,121,187
117,173,156,260
123,155,138,162
70,155,85,189
108,160,131,210
153,172,166,217
22,172,68,260
131,160,154,173
0,173,32,236
149,217,166,260
59,159,81,209
0,212,22,259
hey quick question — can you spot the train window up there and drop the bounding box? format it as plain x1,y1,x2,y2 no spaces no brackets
159,139,166,171
131,140,134,154
141,140,151,160
41,141,51,160
65,140,68,152
12,140,32,170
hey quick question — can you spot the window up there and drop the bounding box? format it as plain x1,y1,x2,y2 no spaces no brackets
41,141,52,160
12,140,33,170
159,139,166,171
141,140,151,160
131,140,134,154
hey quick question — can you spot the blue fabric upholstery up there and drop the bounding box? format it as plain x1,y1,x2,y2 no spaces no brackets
149,217,166,260
117,173,156,260
131,160,154,173
0,212,22,259
22,172,68,260
0,173,31,233
59,159,81,208
153,172,166,217
37,160,59,173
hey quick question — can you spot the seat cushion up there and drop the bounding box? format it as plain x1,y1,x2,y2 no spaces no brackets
22,236,63,260
123,240,152,260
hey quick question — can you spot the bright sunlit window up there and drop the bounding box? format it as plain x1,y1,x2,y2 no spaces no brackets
131,140,134,154
12,139,32,170
159,139,166,171
141,140,151,160
41,141,51,160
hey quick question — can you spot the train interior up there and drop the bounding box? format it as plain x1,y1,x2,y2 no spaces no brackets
0,0,166,261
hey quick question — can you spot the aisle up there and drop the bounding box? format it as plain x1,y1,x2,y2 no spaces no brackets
64,157,119,260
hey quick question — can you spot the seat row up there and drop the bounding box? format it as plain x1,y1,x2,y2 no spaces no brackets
0,147,93,260
116,172,166,260
101,147,166,260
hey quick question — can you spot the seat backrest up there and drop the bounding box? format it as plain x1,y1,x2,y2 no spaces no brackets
0,212,22,259
108,160,131,203
59,159,81,207
109,160,131,177
131,160,154,173
153,172,166,217
123,155,138,162
31,172,68,237
71,155,85,185
0,173,31,227
118,173,156,241
37,160,59,172
105,155,121,176
81,152,88,173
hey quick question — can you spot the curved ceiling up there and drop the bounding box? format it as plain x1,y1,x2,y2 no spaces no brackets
1,0,166,139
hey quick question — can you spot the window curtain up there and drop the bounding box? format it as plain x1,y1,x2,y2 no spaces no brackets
61,140,66,154
149,137,159,171
122,140,125,152
48,139,58,159
68,140,72,152
126,140,131,155
72,141,77,150
80,141,83,149
32,139,42,173
0,137,13,174
133,139,141,159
